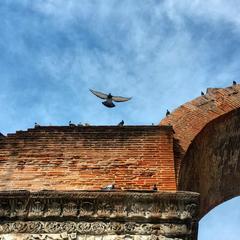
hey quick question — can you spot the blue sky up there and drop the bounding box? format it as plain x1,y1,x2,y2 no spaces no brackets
0,1,240,239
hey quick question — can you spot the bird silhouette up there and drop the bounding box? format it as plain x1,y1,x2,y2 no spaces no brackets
101,184,115,191
152,184,158,191
166,109,170,117
201,91,205,96
233,80,237,85
34,122,40,128
90,89,131,108
118,120,124,126
69,121,76,127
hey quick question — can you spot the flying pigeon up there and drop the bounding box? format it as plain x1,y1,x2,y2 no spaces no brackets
118,120,124,126
101,184,115,191
90,89,131,108
166,109,170,117
233,80,237,85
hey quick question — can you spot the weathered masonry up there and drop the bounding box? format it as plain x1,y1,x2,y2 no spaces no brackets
0,191,199,240
0,84,239,240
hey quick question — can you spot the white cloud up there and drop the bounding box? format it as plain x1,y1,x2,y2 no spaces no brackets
160,0,240,29
1,2,240,238
1,0,240,130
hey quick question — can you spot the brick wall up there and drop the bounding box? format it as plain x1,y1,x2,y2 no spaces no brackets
179,108,240,217
160,84,240,180
0,126,176,191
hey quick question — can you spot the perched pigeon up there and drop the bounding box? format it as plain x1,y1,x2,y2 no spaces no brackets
101,184,115,191
34,122,40,128
233,80,237,85
166,109,170,117
90,89,131,108
69,121,76,127
152,184,158,191
118,120,124,126
201,91,205,96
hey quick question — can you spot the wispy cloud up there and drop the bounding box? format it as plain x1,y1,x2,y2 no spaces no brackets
0,1,240,238
0,0,240,132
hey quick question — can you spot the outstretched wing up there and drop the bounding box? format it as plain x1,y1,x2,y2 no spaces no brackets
112,95,132,102
89,89,108,100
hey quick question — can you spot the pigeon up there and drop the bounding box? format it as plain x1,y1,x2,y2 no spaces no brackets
233,80,237,85
101,184,115,191
166,109,170,117
34,122,40,128
201,91,205,96
90,89,131,108
152,184,158,191
118,120,124,126
69,121,76,127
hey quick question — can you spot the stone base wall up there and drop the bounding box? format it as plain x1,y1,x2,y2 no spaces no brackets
0,234,188,240
0,191,199,240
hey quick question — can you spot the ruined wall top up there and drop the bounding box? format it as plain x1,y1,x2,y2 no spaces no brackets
160,84,240,180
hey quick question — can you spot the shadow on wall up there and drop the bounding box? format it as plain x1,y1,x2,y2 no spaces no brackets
173,138,185,183
178,108,240,218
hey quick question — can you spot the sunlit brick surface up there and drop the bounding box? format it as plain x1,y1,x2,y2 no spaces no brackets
0,126,176,191
160,84,240,178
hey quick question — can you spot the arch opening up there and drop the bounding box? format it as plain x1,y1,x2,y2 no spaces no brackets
198,196,240,240
179,108,240,218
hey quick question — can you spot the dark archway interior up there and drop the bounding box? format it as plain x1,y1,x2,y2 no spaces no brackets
179,108,240,218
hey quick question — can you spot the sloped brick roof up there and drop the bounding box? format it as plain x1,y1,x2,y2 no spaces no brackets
0,126,176,191
160,84,240,180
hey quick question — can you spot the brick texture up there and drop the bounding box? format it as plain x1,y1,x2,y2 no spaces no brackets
0,126,176,191
179,108,240,217
160,84,240,180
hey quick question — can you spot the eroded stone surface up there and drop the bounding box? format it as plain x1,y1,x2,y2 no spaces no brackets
179,108,240,217
0,191,199,221
0,191,199,240
0,221,189,236
0,234,185,240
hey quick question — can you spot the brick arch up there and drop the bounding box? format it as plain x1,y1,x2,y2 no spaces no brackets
160,84,240,181
178,108,240,218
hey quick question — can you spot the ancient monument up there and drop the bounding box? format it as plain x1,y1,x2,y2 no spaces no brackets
0,84,239,240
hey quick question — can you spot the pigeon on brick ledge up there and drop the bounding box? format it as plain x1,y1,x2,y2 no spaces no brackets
118,120,124,126
152,184,158,191
101,184,115,191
